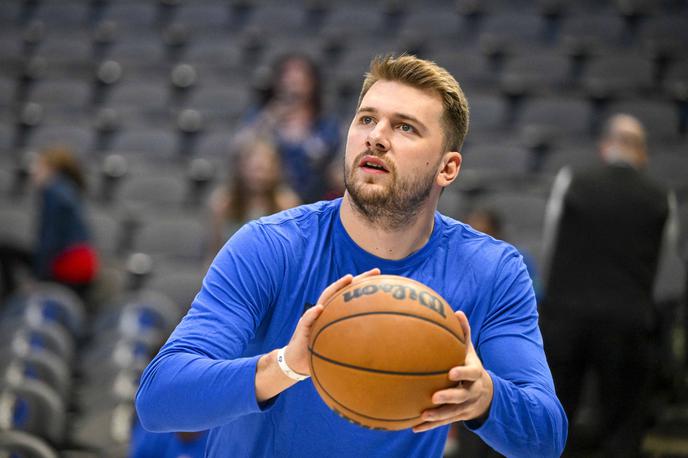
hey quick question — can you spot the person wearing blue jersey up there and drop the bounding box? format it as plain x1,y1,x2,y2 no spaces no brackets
136,55,567,457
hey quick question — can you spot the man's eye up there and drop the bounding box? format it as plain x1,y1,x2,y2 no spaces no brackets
399,123,414,133
361,116,373,124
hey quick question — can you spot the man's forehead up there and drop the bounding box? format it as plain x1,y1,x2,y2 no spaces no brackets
359,80,444,121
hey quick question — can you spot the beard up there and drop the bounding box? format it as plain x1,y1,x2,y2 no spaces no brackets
344,150,438,231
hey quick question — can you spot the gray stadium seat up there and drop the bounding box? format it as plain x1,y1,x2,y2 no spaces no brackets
0,379,66,446
27,123,94,157
464,93,509,135
500,53,572,97
429,49,497,91
399,9,464,40
186,85,249,122
247,4,308,35
639,15,688,63
109,128,177,159
479,13,548,58
474,191,549,237
194,130,234,159
105,80,169,114
462,143,532,176
146,262,205,311
0,350,71,401
518,96,593,152
101,3,158,30
114,171,188,212
0,430,59,458
1,322,75,364
0,202,34,250
174,3,232,31
33,1,90,27
605,99,681,143
647,153,688,193
131,214,206,263
26,79,91,111
582,54,654,99
560,13,626,57
88,210,122,258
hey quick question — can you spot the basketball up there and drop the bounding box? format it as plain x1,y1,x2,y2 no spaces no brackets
308,274,466,430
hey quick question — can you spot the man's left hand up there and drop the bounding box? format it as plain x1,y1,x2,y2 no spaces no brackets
412,311,494,433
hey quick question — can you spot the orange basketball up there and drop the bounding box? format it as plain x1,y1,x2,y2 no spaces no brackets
308,274,466,431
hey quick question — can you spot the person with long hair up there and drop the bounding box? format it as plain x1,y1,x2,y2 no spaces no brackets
31,147,98,293
245,53,341,203
207,135,299,256
0,147,98,300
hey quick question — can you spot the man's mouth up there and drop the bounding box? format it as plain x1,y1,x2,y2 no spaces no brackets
358,156,389,173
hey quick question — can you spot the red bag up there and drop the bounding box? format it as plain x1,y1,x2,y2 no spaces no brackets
51,243,99,284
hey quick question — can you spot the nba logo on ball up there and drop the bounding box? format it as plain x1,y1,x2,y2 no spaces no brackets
308,275,466,430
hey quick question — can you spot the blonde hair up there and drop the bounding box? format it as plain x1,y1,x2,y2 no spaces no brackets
40,146,86,192
358,54,470,151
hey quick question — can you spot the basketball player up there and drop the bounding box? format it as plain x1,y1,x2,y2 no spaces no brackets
136,55,567,457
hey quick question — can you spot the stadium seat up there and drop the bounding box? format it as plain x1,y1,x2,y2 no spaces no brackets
109,128,177,160
517,96,593,160
105,80,169,115
0,321,75,364
639,15,688,64
2,283,86,338
0,379,66,446
479,13,549,59
474,191,549,236
582,54,654,101
100,3,159,31
185,84,249,123
559,12,626,58
27,123,95,158
131,214,205,263
0,202,34,250
500,52,572,97
0,430,59,458
26,79,91,111
605,98,681,143
0,350,71,401
32,1,90,28
146,262,205,311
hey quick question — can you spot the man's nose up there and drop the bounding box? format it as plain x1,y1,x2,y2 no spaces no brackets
366,123,390,153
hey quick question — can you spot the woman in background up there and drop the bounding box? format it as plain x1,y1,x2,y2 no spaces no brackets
245,53,341,203
31,147,99,296
207,135,300,257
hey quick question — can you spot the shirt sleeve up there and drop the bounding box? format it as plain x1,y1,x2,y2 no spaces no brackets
135,221,285,432
465,249,568,458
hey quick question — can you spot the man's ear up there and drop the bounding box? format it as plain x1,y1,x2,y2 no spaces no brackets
437,151,462,187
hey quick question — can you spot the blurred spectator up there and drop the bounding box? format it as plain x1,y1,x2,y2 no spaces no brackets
244,53,341,203
465,207,541,296
0,147,99,300
540,114,678,457
130,414,208,458
207,135,300,257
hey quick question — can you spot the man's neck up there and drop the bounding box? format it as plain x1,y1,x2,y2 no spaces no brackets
339,193,437,261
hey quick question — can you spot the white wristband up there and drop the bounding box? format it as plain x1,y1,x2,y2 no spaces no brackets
277,347,309,381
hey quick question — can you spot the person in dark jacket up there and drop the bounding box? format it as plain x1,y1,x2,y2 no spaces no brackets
1,147,98,300
541,114,678,457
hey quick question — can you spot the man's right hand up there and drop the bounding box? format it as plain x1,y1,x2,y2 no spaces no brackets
255,268,381,402
284,268,382,375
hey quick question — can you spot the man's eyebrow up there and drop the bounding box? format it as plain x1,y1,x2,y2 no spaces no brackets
356,107,428,133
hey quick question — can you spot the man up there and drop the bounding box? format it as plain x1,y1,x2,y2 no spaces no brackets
136,55,567,457
541,114,677,456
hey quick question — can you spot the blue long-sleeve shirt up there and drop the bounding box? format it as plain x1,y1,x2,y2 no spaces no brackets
136,199,567,457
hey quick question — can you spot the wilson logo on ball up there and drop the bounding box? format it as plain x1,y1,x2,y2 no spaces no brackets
342,281,446,318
